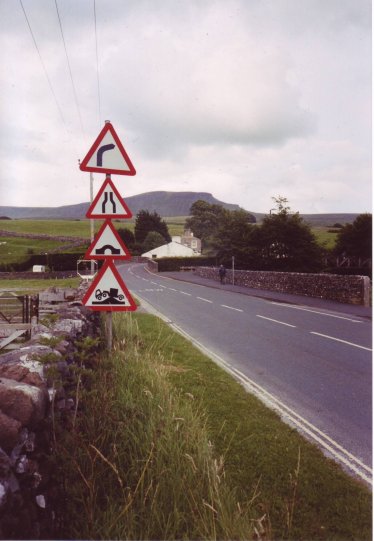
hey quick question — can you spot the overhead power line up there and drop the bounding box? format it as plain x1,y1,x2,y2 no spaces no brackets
54,0,85,137
93,0,102,127
19,0,68,131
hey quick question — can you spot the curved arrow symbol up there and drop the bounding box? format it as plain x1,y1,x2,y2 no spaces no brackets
97,143,115,166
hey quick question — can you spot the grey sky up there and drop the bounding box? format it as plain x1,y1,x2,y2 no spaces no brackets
0,0,371,213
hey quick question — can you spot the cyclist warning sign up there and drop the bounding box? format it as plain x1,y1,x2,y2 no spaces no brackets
82,260,136,311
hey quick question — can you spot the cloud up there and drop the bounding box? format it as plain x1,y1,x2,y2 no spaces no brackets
0,0,371,213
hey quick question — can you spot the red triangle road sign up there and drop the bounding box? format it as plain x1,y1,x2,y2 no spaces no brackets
86,176,132,219
84,220,132,260
82,260,137,311
80,122,136,175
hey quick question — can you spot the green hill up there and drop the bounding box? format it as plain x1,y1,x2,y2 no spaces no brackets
0,191,361,226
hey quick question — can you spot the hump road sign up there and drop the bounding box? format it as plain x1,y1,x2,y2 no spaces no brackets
84,220,131,260
80,122,136,175
82,260,136,311
86,176,132,219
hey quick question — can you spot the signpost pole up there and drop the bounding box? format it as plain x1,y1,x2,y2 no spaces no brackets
90,172,95,275
107,311,113,350
232,256,235,285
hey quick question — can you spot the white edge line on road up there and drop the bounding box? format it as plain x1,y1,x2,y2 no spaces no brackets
133,292,372,486
271,302,363,323
221,304,243,312
257,315,296,328
197,297,213,303
232,366,372,477
310,332,372,352
180,291,192,296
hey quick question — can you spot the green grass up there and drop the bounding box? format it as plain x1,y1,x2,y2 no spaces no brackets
0,218,186,242
0,236,80,265
0,277,80,293
124,314,371,540
56,311,371,540
0,219,94,237
312,227,338,250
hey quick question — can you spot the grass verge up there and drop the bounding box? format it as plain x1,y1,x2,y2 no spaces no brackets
56,312,371,540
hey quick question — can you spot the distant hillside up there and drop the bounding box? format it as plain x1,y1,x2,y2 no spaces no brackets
0,191,240,220
0,191,361,226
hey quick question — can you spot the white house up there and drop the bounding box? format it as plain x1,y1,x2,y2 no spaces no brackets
142,241,199,259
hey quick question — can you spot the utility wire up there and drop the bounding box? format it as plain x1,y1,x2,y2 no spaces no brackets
54,0,85,137
93,0,102,127
19,0,68,133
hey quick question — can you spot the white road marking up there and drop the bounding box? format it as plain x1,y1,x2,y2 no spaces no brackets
232,366,372,484
197,297,213,303
159,285,167,289
168,288,177,292
221,304,243,312
271,302,363,323
180,291,192,296
257,315,296,328
310,332,372,352
131,292,372,486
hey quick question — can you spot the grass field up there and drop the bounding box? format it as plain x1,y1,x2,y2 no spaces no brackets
0,218,186,240
0,277,80,293
0,219,336,267
56,312,371,540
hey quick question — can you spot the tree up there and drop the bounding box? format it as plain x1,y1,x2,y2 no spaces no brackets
212,209,256,267
335,213,372,259
253,197,323,272
186,201,256,247
117,228,135,250
185,200,226,242
142,231,166,253
134,210,171,245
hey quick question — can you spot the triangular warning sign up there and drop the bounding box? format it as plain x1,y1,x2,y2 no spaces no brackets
80,122,136,175
82,260,137,311
86,177,132,219
84,220,132,260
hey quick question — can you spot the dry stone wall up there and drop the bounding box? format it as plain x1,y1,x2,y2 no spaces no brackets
0,283,100,539
194,267,370,306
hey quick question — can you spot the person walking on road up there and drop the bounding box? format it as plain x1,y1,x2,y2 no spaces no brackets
218,264,226,284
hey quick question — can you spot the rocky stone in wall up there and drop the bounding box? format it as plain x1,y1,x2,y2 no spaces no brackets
194,266,369,306
0,283,100,539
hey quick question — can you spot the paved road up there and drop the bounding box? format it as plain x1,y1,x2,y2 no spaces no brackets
119,263,372,484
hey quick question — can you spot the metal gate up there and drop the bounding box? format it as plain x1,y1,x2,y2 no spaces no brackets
0,294,39,349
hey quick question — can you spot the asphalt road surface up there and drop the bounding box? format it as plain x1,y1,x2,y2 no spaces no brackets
119,263,372,485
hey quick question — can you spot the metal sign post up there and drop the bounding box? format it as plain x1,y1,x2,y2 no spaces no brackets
79,120,137,350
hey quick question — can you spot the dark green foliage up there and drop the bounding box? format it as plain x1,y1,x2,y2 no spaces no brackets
0,252,88,272
142,231,166,252
188,197,323,272
335,213,372,259
116,227,135,250
134,210,171,244
253,210,324,272
156,256,216,271
212,209,257,268
185,201,229,242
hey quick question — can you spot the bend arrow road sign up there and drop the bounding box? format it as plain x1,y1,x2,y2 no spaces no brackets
80,122,136,175
84,220,131,260
86,176,133,219
82,260,136,311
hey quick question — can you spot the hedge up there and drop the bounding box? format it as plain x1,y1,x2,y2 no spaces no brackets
155,256,216,272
